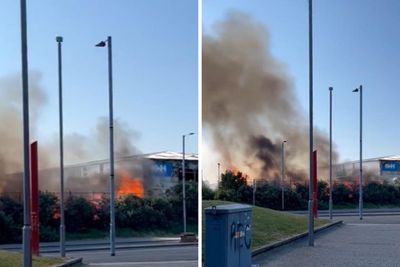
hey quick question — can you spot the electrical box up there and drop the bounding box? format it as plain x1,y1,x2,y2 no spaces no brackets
205,204,252,267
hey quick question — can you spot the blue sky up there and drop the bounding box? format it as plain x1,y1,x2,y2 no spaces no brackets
203,0,400,162
0,0,198,160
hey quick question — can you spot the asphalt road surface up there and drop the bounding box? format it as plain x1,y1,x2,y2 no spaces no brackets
290,208,400,217
252,215,400,267
45,245,198,267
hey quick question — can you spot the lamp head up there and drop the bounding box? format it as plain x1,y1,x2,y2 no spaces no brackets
95,41,106,47
352,88,359,93
329,87,333,91
56,36,63,43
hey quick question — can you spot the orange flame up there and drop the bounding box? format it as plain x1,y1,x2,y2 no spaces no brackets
117,170,144,198
52,212,60,220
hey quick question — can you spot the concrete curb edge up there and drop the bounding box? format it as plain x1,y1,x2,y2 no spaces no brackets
252,220,343,256
55,257,83,267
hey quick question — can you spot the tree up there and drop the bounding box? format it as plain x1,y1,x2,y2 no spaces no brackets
202,182,215,200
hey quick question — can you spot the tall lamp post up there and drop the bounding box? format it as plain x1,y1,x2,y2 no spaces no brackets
20,0,31,265
281,140,287,211
308,0,314,246
329,87,333,220
96,36,116,256
353,85,363,220
217,162,221,188
182,132,195,233
56,36,66,257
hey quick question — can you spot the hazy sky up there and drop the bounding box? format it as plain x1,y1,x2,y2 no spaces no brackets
0,0,198,160
203,0,400,163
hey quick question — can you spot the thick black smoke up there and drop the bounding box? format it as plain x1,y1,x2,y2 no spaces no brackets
203,12,338,184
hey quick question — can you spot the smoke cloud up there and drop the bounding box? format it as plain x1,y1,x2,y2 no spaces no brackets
0,72,143,195
203,12,338,184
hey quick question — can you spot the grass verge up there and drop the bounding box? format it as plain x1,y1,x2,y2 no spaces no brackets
0,250,63,267
203,200,330,250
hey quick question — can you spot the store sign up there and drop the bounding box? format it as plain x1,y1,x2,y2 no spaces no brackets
380,161,400,173
151,162,173,177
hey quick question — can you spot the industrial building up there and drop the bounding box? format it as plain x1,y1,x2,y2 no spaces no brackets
334,155,400,184
2,151,198,199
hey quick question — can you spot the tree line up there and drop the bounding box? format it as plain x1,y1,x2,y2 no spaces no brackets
203,171,400,210
0,181,198,244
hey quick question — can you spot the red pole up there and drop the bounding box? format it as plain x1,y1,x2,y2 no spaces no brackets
30,141,39,256
312,150,318,218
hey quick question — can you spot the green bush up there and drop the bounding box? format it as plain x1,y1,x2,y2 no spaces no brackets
0,211,20,244
65,196,96,232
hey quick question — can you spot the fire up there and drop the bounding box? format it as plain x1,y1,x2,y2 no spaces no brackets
117,170,144,198
52,212,60,220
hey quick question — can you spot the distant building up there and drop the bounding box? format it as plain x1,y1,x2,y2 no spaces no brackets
334,155,400,184
2,151,198,199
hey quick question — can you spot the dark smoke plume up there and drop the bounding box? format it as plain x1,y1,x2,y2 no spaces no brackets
203,12,338,184
0,73,143,195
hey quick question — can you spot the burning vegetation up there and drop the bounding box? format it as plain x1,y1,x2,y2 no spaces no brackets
0,72,145,198
117,169,144,198
203,12,338,184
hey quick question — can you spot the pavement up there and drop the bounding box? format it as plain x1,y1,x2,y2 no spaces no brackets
252,215,400,267
48,245,198,267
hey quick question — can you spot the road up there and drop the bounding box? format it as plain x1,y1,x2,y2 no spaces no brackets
252,215,400,266
290,208,400,217
0,237,185,253
45,245,198,267
0,237,198,267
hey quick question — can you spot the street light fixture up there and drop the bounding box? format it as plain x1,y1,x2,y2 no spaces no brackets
353,85,363,220
56,36,66,257
307,0,314,247
20,0,32,265
281,140,287,210
329,87,333,220
96,36,116,256
182,132,195,233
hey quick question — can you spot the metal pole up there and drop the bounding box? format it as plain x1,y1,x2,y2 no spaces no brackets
182,135,187,233
56,36,65,257
329,87,333,220
20,0,31,265
253,179,256,206
308,0,314,246
217,163,220,188
359,85,363,220
107,36,116,256
281,141,285,211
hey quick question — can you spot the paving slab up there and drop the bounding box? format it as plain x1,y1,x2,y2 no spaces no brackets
253,215,400,267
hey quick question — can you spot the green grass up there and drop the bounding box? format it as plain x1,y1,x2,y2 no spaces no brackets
203,200,330,250
0,250,63,267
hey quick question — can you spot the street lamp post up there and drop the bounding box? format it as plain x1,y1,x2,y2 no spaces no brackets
329,87,333,220
252,179,257,206
353,85,363,220
281,140,287,211
217,163,221,187
308,0,314,246
56,36,66,257
20,0,31,265
96,36,116,256
182,132,194,233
